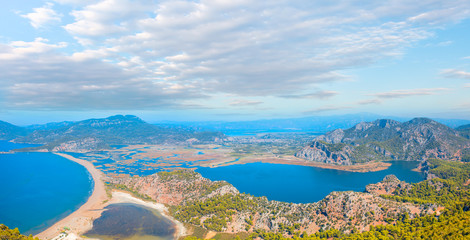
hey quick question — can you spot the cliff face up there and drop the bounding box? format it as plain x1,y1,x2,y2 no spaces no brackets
295,118,470,165
295,141,354,165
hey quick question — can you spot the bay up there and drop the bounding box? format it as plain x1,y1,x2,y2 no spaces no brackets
197,161,424,203
0,141,93,235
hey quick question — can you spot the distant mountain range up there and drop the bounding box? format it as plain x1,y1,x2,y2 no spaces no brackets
0,115,225,151
165,113,470,135
296,118,470,165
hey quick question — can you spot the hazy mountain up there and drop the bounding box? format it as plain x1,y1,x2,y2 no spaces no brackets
296,118,470,165
26,121,75,131
456,124,470,139
166,113,470,135
0,120,29,140
14,115,226,151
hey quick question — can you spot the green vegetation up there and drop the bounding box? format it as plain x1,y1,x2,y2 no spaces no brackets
246,202,470,239
227,133,319,158
300,118,470,165
158,169,230,197
247,199,470,239
158,169,199,181
12,115,226,151
107,182,154,201
381,159,470,206
178,158,470,239
0,224,39,240
461,148,470,162
172,194,258,231
319,141,348,152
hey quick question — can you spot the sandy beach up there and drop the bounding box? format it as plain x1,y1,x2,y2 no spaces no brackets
213,155,393,172
35,153,109,240
35,152,186,240
108,191,187,238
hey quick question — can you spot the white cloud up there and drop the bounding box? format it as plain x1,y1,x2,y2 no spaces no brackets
279,90,339,99
64,0,150,36
21,2,62,29
303,105,352,114
98,0,438,96
369,88,449,99
54,0,98,6
0,38,204,110
357,99,382,105
3,0,470,111
440,69,470,79
229,99,263,106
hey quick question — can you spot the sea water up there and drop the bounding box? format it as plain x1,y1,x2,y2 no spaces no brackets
0,141,93,235
197,161,424,203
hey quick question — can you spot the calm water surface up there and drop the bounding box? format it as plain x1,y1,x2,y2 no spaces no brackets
0,141,93,234
197,161,424,203
84,203,175,240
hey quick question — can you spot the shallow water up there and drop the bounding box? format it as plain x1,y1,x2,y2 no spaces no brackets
197,161,424,203
84,203,175,240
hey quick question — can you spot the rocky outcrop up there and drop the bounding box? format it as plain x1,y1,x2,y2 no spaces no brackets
295,141,353,165
110,169,238,205
296,118,470,165
366,175,411,195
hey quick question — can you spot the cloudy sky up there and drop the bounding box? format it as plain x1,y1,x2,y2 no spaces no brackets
1,0,470,124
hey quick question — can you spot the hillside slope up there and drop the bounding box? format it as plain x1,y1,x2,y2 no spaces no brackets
295,118,470,165
0,120,29,140
13,115,226,151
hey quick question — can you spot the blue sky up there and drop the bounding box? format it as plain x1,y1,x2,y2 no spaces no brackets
0,0,469,125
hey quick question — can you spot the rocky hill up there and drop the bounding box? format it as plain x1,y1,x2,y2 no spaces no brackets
295,118,470,165
110,170,238,205
0,120,29,140
457,124,470,139
111,170,436,235
11,115,226,151
25,121,75,131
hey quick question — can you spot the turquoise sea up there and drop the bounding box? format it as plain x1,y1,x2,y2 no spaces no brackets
197,161,424,203
0,141,93,235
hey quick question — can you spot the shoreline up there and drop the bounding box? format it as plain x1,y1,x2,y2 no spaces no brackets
35,152,186,240
35,153,109,240
108,191,187,238
211,156,392,172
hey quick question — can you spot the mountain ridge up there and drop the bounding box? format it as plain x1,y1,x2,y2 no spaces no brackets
0,120,29,140
8,115,226,151
295,117,470,165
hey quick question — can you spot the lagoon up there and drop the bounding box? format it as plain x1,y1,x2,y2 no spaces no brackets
84,203,175,240
197,161,424,203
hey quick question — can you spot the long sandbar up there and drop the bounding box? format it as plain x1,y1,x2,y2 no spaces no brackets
208,155,392,172
35,153,109,240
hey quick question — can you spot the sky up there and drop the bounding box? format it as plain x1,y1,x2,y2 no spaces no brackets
0,0,470,125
